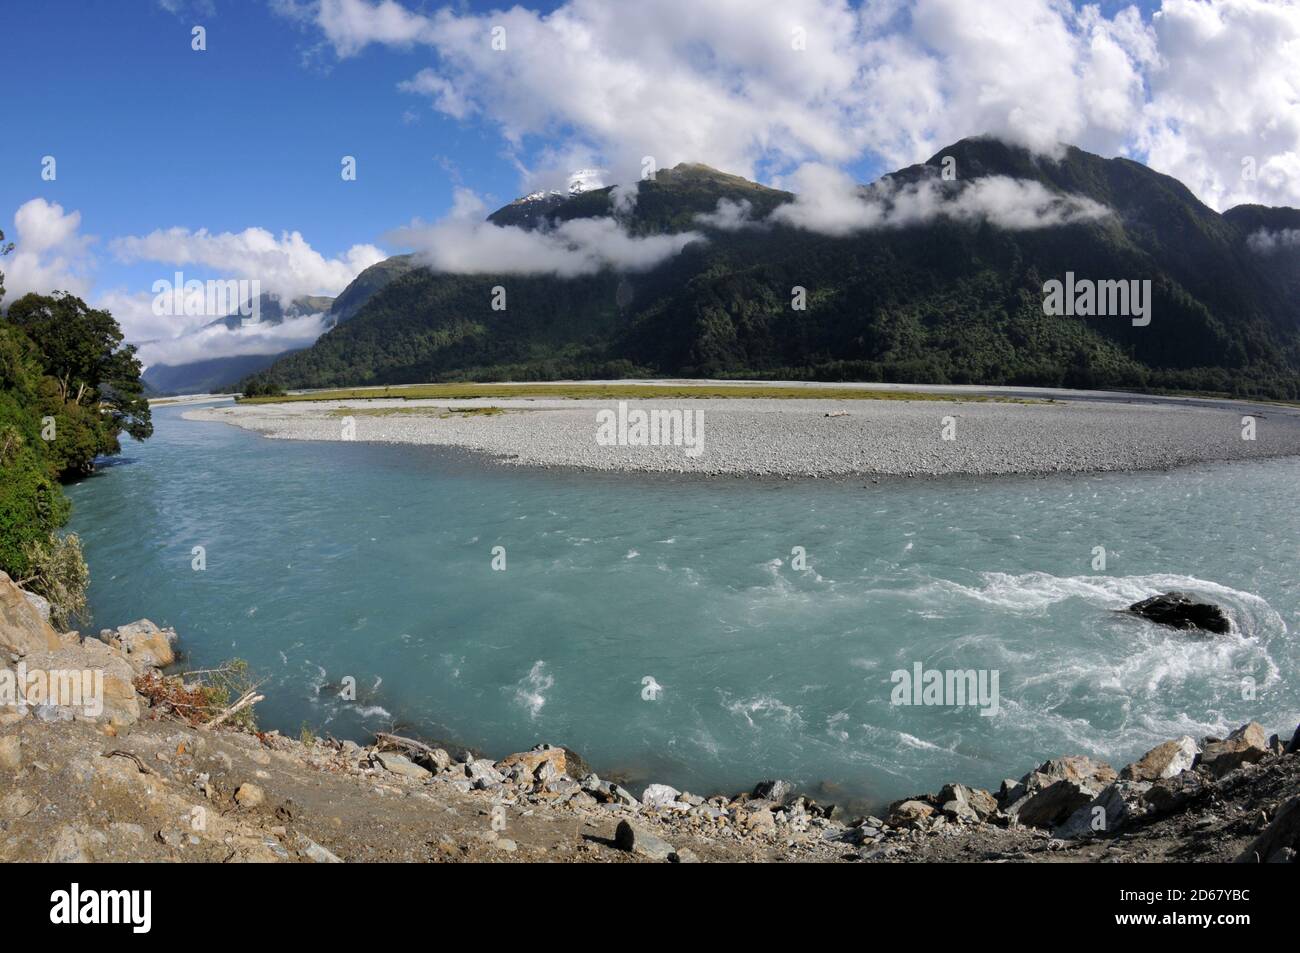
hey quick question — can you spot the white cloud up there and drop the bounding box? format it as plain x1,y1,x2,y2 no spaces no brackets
695,198,761,231
0,199,96,303
1247,227,1300,252
1138,0,1300,210
105,227,383,366
389,188,703,277
286,0,1300,211
317,0,435,55
2,199,384,368
136,312,334,368
109,226,384,303
398,68,472,120
769,163,1111,236
769,165,883,236
609,183,639,216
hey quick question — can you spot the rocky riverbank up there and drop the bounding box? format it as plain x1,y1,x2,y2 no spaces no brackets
2,572,1297,863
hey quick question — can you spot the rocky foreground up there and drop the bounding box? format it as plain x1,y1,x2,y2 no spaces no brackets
2,572,1298,863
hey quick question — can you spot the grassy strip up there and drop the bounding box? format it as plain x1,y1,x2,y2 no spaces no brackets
240,382,1044,404
327,406,509,418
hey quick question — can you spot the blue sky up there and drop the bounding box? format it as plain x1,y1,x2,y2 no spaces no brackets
1,0,1294,367
1,1,528,300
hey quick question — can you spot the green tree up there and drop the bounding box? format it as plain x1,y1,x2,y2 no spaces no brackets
0,271,149,622
0,324,71,578
5,292,153,471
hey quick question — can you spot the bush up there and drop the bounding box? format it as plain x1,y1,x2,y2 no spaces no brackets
134,658,261,732
20,532,89,629
241,378,286,399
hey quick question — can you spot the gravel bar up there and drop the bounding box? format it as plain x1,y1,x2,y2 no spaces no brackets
184,394,1300,478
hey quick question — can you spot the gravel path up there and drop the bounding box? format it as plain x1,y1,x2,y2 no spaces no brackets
184,391,1300,477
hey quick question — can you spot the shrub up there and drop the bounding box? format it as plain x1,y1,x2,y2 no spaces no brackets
19,531,89,629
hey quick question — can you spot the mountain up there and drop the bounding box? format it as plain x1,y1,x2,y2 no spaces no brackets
200,292,335,332
329,255,420,323
244,140,1300,399
142,353,304,396
142,261,419,395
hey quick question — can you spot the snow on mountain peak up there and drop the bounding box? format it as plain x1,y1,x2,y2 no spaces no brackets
567,168,606,194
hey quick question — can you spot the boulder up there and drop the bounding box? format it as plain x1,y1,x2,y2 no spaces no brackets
640,783,681,808
997,778,1026,808
1144,770,1207,816
937,783,999,822
0,571,62,658
102,620,177,673
464,759,503,785
1199,722,1269,777
1126,591,1229,634
234,783,265,808
22,591,51,622
1236,795,1300,863
1014,779,1097,829
1007,756,1117,829
1055,780,1151,839
591,781,630,806
1031,756,1116,789
739,807,777,832
541,777,581,798
614,820,675,860
751,779,795,804
887,799,935,827
19,639,142,727
497,743,574,780
1121,736,1199,781
374,752,432,781
415,747,452,772
1286,724,1300,755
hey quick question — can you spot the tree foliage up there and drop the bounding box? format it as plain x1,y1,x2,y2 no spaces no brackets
0,276,151,619
6,292,153,456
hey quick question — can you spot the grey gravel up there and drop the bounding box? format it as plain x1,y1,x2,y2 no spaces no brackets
185,394,1300,478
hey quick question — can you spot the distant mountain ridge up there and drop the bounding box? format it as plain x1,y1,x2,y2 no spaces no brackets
243,139,1300,399
143,264,419,394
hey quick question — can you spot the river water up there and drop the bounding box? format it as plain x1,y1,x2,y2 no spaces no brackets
66,402,1299,808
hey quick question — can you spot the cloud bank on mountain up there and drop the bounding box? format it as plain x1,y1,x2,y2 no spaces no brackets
389,189,703,277
769,165,1112,236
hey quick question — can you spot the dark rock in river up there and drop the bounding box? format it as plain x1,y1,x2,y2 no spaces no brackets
751,779,795,804
1126,591,1230,634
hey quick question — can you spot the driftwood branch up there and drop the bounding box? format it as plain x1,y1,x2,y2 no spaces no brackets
176,665,245,678
103,750,151,774
374,731,440,757
203,687,265,729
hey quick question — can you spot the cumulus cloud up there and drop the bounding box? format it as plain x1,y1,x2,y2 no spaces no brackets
0,199,96,302
1138,0,1300,210
2,199,385,368
104,227,383,367
769,164,1111,236
135,312,334,368
389,188,703,277
286,0,1300,211
110,226,384,303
